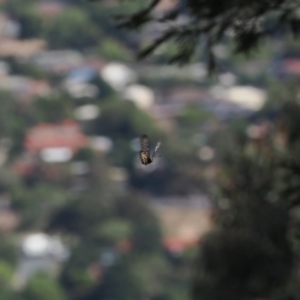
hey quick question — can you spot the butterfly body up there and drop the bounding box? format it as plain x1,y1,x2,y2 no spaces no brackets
139,134,161,166
139,151,153,165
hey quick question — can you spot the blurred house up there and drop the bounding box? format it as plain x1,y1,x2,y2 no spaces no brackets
74,104,100,121
100,62,137,91
0,137,11,166
149,87,208,131
0,194,20,233
158,87,208,104
11,153,37,177
35,1,67,18
24,120,89,160
246,121,272,141
150,195,213,254
154,0,178,12
128,84,209,130
200,85,267,119
20,233,68,259
65,82,99,98
0,209,19,232
65,65,97,83
148,104,183,132
277,58,300,77
163,236,198,254
31,50,84,74
13,233,69,290
0,75,51,101
0,13,21,38
108,167,128,183
283,58,300,75
89,136,113,153
84,57,107,72
0,38,47,58
138,63,208,81
64,66,100,98
123,84,155,110
236,60,269,77
271,49,300,78
223,86,267,111
0,60,10,75
70,161,90,176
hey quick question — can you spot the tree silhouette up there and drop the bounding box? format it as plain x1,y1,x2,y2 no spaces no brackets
89,0,300,71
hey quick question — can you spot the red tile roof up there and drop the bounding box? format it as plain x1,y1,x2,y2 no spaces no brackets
163,236,199,253
283,59,300,75
24,120,88,153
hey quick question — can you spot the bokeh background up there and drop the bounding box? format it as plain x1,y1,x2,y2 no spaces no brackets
0,0,300,300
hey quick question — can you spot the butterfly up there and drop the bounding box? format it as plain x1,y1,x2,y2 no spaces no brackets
139,134,161,165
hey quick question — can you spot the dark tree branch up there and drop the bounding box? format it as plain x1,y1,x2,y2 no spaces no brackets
89,0,300,72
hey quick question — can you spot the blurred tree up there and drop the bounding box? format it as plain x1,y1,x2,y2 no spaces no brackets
34,95,73,123
94,100,161,139
93,219,133,245
0,92,35,154
131,254,171,297
42,7,100,49
0,260,21,300
0,236,18,265
23,274,67,300
73,148,95,162
133,218,162,253
5,58,49,80
176,104,215,139
90,0,300,71
192,98,300,300
14,6,42,39
91,260,144,300
97,38,133,62
0,260,14,284
11,182,70,230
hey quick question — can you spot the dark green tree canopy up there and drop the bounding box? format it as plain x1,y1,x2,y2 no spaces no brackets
90,0,300,71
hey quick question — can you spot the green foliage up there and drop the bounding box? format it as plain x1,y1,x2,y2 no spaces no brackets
94,100,161,139
192,98,300,300
60,255,98,295
17,6,43,39
0,92,35,154
176,104,214,134
96,260,144,300
0,260,21,300
73,148,95,161
133,218,162,253
0,237,18,265
193,228,291,300
0,288,21,300
131,254,171,296
34,95,73,123
23,274,67,300
94,219,133,244
0,260,14,283
97,38,133,62
11,182,70,230
5,58,49,80
42,7,100,49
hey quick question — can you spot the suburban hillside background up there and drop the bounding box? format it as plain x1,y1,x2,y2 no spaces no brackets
0,1,300,300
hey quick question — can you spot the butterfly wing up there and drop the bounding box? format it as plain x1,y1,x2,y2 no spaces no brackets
139,150,149,165
140,135,151,165
152,141,161,161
